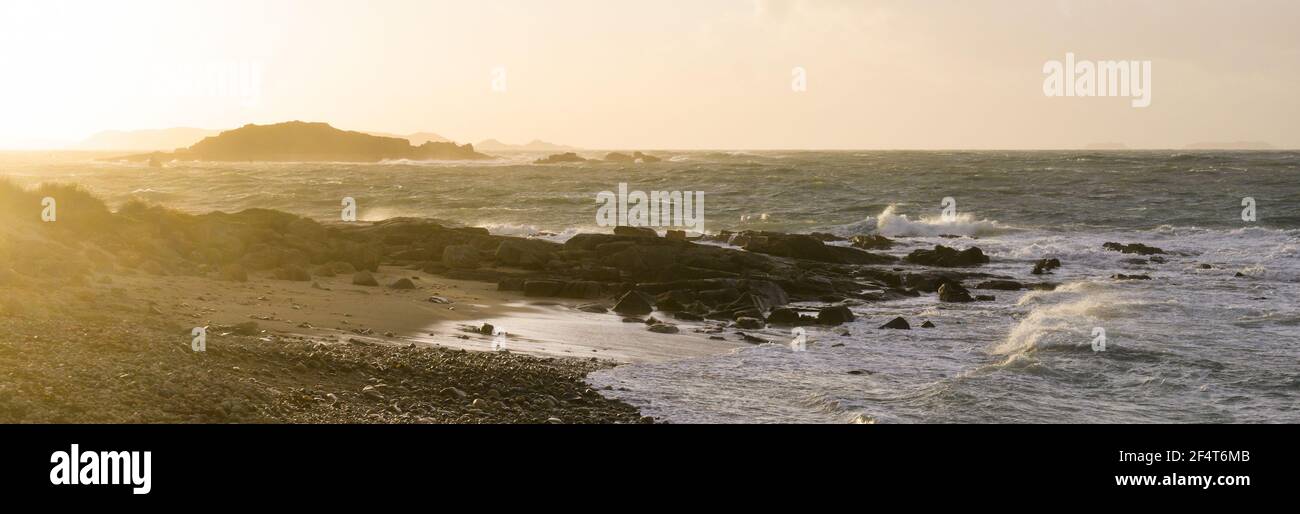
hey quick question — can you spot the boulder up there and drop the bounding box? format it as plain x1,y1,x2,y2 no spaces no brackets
920,320,936,328
352,270,379,286
766,307,801,325
1032,258,1061,274
937,282,974,302
1102,242,1165,255
879,316,910,330
613,291,653,315
975,280,1023,290
904,245,989,267
1112,274,1152,280
850,234,894,250
817,305,855,325
389,277,416,289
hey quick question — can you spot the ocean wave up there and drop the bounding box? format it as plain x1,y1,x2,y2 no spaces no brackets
873,205,1009,237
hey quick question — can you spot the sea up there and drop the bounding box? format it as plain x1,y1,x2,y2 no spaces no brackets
3,149,1297,423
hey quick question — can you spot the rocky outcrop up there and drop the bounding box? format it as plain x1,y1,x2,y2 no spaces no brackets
114,121,490,162
1103,242,1165,255
741,232,897,265
1032,258,1061,274
937,282,974,302
879,316,910,329
905,245,989,267
533,152,588,164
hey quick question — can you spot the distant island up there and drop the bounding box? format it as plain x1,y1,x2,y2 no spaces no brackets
113,121,491,163
364,131,450,145
75,127,219,151
476,139,577,152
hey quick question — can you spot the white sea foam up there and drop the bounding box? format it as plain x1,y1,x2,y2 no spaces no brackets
873,205,1008,237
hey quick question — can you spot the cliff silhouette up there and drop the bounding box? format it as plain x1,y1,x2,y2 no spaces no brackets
116,121,491,162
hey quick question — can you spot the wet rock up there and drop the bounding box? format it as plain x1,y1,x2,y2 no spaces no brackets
1031,258,1061,275
879,316,910,329
479,323,495,335
920,320,936,328
672,311,704,321
389,277,416,289
850,234,895,250
744,232,897,265
766,307,801,325
976,280,1023,290
1112,274,1152,280
352,270,379,286
937,282,974,302
1103,242,1165,255
904,245,989,267
975,294,995,301
647,323,679,334
817,305,855,325
612,291,653,315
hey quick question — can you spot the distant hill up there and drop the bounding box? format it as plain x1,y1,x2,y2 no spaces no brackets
1184,141,1276,150
363,131,450,145
475,139,577,152
113,121,491,162
75,127,219,151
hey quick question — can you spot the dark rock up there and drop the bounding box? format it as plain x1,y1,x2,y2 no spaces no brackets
613,225,658,238
920,320,936,328
904,245,989,267
743,232,897,264
766,307,801,325
647,323,679,334
937,282,974,302
1103,242,1165,255
613,291,653,315
976,280,1023,290
817,305,855,325
975,294,995,301
1112,274,1152,280
672,311,704,321
879,316,910,329
1031,258,1061,274
479,323,494,335
850,234,894,250
1148,256,1166,264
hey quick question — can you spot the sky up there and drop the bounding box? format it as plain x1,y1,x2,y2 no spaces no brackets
0,0,1297,149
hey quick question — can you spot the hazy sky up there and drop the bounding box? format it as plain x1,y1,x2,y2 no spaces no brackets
1,0,1297,149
